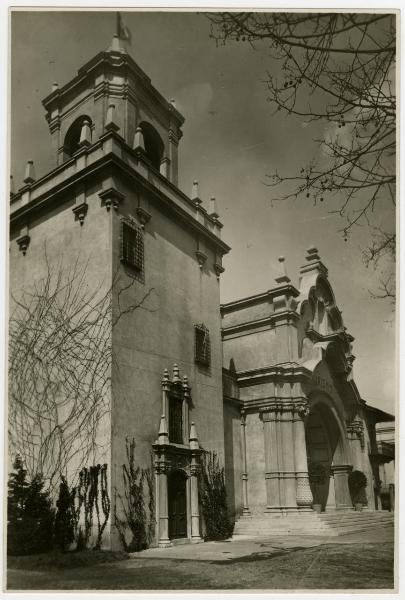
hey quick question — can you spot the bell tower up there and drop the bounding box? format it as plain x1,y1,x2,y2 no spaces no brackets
42,35,184,185
10,27,230,550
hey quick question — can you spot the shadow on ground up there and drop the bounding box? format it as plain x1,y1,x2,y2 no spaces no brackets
7,540,394,590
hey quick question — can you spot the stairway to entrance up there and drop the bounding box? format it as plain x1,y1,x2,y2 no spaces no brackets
232,510,394,538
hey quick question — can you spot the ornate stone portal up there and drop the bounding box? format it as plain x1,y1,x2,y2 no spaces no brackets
152,366,202,547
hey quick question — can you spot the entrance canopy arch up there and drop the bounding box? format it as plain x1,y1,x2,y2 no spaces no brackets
306,392,352,510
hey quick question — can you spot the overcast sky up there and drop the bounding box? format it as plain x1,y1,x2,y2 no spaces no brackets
10,10,396,414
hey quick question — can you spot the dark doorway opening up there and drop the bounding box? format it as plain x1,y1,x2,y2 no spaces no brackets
168,470,187,539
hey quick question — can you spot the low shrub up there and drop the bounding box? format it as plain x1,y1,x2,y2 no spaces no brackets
349,470,368,505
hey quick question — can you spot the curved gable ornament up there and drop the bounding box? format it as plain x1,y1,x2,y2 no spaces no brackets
297,247,345,336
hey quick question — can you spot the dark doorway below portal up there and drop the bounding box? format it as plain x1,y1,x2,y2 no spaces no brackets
168,470,187,539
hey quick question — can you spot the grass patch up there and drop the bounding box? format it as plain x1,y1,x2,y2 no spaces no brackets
8,550,129,571
7,542,394,590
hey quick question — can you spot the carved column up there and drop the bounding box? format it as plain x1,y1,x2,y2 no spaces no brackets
293,400,313,510
262,407,281,512
190,463,201,543
331,465,353,510
240,411,251,515
189,422,202,543
347,419,365,471
156,460,171,547
280,404,297,510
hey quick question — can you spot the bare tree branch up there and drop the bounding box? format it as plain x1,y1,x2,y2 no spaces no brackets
208,12,396,302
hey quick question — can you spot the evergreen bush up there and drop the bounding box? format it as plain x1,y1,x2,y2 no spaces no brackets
349,470,368,505
308,462,328,485
54,476,75,551
199,451,233,541
7,456,54,555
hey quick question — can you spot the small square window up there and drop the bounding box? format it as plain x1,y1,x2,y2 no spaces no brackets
120,220,143,271
195,324,210,367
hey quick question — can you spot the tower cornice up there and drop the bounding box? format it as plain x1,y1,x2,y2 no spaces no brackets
42,50,185,128
10,134,230,256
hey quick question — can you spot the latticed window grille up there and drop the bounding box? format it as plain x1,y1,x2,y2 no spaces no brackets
194,324,211,367
169,396,183,444
120,219,144,271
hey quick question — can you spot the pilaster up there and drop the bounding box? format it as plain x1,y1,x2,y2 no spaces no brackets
240,411,251,515
293,400,313,509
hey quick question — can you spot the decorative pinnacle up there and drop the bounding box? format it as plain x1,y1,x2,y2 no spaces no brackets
10,175,15,195
275,256,291,285
306,246,320,262
161,368,170,385
158,415,169,444
133,127,145,151
172,364,181,383
209,197,219,219
170,99,176,108
109,34,125,53
105,103,119,132
189,422,199,450
24,160,36,185
51,82,59,92
79,118,92,146
191,180,202,205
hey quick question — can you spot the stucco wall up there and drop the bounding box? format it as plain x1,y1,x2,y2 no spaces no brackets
244,412,266,513
9,178,113,493
223,401,243,519
109,177,226,509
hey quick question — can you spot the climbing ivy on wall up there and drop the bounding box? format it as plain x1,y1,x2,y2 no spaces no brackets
114,438,155,552
199,451,233,541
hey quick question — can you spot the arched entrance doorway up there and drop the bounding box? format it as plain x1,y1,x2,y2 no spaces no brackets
306,397,352,511
306,409,332,509
168,470,188,539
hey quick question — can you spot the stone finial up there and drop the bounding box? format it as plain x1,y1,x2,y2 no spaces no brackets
209,197,219,219
189,422,199,450
172,364,181,383
109,34,125,53
170,99,176,108
24,160,36,185
191,180,202,206
305,246,321,262
79,118,92,147
162,368,170,383
133,127,145,151
10,175,15,196
158,415,169,445
105,103,119,132
51,82,59,92
299,245,328,277
275,256,291,285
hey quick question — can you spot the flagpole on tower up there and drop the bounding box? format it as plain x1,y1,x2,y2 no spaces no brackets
116,12,120,37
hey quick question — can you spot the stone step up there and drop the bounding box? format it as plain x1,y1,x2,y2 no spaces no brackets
233,510,394,539
233,522,392,538
319,515,394,524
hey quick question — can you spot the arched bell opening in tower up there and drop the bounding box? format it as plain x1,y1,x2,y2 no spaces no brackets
138,121,164,170
63,115,93,160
